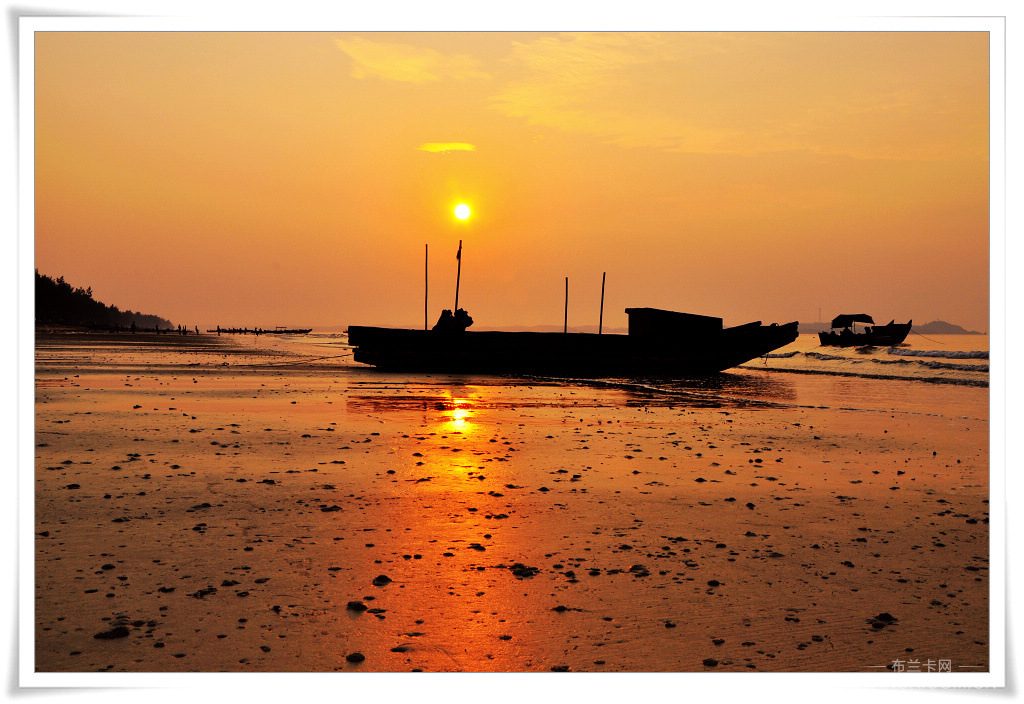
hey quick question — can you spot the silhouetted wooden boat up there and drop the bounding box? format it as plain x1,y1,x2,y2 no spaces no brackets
348,307,799,376
818,314,911,347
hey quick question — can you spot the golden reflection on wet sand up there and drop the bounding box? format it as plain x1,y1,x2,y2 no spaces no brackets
34,336,989,674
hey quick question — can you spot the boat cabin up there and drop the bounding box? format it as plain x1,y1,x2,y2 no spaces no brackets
625,307,723,339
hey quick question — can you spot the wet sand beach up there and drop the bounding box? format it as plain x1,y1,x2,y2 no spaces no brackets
33,331,989,674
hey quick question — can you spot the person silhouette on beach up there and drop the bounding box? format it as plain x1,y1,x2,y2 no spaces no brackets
454,308,473,330
432,308,473,333
432,309,455,331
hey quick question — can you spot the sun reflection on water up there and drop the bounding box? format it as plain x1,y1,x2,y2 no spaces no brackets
436,391,478,436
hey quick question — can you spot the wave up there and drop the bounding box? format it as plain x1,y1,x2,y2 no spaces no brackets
887,347,988,360
746,364,989,387
866,357,988,373
805,352,847,361
918,360,989,372
764,350,988,374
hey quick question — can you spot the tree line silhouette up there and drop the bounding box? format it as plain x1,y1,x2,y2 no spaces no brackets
35,270,173,331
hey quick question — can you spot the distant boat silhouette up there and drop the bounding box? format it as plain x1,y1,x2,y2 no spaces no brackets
348,307,798,376
207,327,312,335
818,314,911,347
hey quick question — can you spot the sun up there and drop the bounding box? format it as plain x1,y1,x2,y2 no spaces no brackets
454,203,471,221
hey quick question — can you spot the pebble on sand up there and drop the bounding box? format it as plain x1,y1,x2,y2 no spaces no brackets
93,626,130,640
509,563,540,578
869,612,899,629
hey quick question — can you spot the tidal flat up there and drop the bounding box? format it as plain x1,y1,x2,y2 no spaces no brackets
33,331,989,674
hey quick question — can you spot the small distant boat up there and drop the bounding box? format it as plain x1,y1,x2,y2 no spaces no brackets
818,314,911,347
348,307,799,377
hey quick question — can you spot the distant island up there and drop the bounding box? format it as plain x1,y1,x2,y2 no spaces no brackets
912,320,985,335
35,270,174,331
798,320,984,335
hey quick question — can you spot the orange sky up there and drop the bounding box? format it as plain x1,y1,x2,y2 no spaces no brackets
33,30,991,331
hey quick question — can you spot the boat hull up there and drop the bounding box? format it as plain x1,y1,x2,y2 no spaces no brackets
818,321,912,347
347,320,799,377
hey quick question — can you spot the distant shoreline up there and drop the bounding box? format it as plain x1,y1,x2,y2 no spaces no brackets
34,323,986,337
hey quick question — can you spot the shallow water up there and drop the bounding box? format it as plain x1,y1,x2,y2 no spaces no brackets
753,333,989,386
241,331,989,422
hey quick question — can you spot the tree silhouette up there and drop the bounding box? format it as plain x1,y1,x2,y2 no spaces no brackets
34,270,174,330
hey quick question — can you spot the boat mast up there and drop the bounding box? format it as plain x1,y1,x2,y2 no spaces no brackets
424,243,429,330
454,240,462,312
564,277,568,333
599,271,606,334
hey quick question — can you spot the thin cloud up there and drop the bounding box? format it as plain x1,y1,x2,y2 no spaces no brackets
490,33,739,153
335,36,490,84
490,32,988,160
417,142,477,153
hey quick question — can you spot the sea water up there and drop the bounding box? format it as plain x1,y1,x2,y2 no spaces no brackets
753,333,989,387
673,333,989,418
255,330,990,419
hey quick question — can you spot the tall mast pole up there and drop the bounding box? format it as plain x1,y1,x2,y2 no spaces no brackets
599,271,606,334
454,240,463,312
424,244,429,330
564,277,568,334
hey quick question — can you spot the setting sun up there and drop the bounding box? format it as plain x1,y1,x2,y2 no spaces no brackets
454,203,471,221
